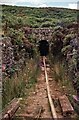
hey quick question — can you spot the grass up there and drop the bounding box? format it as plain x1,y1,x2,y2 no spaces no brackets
2,58,39,110
13,58,40,115
50,56,79,118
49,55,76,96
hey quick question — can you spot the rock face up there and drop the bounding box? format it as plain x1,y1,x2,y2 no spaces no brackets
1,27,53,78
33,28,52,41
2,37,34,78
23,27,53,42
2,37,14,77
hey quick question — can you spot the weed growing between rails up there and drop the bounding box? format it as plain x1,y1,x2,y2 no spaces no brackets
2,58,39,110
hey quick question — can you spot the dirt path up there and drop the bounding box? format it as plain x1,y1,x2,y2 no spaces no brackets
15,62,65,119
15,60,76,119
25,72,52,118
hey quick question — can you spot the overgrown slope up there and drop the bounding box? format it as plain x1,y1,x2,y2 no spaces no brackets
2,5,77,29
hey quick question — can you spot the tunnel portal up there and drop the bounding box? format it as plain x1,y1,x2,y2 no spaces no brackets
38,40,49,56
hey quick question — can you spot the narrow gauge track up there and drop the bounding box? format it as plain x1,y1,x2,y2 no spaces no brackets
1,56,75,120
43,56,57,119
41,56,74,119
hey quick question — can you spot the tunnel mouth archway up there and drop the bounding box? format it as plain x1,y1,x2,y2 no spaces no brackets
38,40,49,56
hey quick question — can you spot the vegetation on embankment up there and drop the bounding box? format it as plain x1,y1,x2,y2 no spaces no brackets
1,5,79,116
49,56,79,118
1,5,78,38
2,5,77,29
2,58,39,109
49,54,75,94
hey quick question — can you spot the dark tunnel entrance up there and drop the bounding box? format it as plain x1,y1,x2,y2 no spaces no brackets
38,40,49,56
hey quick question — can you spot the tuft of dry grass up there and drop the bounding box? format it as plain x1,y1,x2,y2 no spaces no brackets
2,59,39,110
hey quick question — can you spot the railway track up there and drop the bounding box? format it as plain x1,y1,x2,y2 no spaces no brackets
42,56,75,119
1,56,76,120
43,56,57,119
